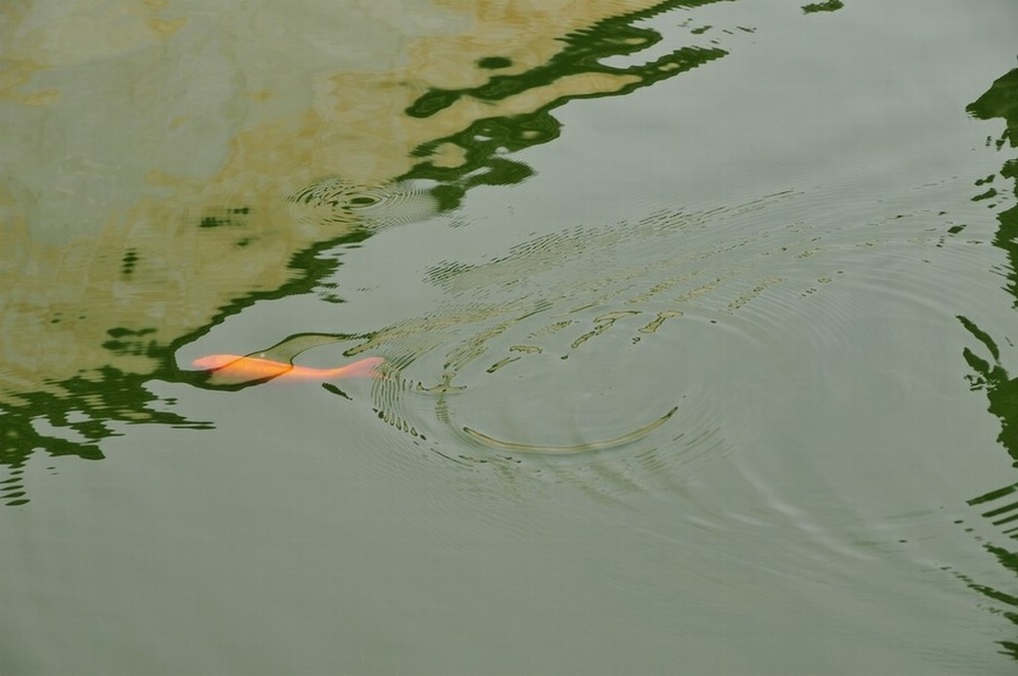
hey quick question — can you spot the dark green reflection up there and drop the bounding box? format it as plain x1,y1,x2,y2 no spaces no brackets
399,0,729,209
801,1,844,14
477,56,512,70
959,314,1018,659
0,0,736,506
957,64,1018,659
408,0,724,118
0,229,369,506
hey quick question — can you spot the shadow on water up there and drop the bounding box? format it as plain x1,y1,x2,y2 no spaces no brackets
0,0,737,506
956,63,1018,659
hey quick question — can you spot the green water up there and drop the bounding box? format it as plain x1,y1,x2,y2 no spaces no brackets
2,1,1018,673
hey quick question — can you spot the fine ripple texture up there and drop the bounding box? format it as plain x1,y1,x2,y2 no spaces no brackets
339,170,1003,511
334,179,992,500
288,177,438,230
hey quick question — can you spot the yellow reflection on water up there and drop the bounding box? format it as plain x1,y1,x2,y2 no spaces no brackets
0,0,662,404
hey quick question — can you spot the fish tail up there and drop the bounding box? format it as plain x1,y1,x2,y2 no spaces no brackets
331,356,384,379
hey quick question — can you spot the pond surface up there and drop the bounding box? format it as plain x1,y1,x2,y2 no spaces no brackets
3,1,1018,674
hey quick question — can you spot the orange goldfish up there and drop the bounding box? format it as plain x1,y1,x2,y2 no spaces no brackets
192,354,383,381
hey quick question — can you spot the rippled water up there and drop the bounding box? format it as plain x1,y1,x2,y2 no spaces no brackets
3,1,1018,674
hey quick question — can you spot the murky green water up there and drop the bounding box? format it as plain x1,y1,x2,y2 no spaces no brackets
3,1,1018,673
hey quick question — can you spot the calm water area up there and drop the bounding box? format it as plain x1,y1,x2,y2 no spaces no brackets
2,1,1018,674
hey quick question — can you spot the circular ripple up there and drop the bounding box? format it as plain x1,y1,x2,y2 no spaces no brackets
353,195,814,495
288,177,438,229
367,326,735,500
344,180,999,501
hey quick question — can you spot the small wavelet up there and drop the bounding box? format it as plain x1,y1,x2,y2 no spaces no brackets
288,177,438,229
462,406,678,455
348,193,820,495
345,180,993,502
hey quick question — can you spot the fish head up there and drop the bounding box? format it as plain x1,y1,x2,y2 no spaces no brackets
192,354,243,371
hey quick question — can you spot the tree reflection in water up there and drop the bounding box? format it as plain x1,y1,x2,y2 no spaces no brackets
958,64,1018,659
0,0,733,505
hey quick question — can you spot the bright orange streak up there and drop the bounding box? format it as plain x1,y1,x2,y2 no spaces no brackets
192,354,383,381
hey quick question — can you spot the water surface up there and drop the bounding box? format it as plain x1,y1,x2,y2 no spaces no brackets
2,1,1018,674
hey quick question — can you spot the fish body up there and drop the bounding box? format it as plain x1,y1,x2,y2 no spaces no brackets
192,354,383,381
